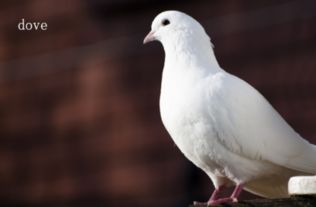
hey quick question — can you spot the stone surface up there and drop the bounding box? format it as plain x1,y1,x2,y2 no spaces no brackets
189,196,316,207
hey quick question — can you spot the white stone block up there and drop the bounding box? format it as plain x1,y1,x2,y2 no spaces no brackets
289,176,316,195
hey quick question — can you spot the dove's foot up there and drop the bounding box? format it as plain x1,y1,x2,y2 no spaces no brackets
193,186,223,206
193,197,237,206
193,186,222,206
209,197,238,205
193,184,243,206
193,197,238,206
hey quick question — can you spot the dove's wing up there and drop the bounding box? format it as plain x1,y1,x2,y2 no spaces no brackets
210,72,316,174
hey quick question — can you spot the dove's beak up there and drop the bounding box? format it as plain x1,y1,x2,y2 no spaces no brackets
143,31,156,44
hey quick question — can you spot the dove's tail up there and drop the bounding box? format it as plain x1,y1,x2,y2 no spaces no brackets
245,177,289,198
287,143,316,174
244,167,311,198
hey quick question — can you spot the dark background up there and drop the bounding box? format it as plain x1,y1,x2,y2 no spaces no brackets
0,0,316,207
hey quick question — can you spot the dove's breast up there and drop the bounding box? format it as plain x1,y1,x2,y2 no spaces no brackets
159,69,228,175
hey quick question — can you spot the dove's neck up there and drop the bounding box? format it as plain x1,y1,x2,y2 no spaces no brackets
162,33,221,75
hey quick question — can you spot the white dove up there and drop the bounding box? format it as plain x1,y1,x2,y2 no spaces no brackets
143,10,316,205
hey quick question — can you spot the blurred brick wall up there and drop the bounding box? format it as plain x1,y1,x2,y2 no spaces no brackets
0,0,315,207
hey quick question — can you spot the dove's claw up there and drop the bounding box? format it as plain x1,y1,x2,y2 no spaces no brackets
209,197,238,205
193,184,243,206
193,197,237,206
193,186,224,206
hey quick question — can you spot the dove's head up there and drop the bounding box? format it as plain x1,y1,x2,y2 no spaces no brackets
144,11,219,69
144,10,213,57
144,11,201,44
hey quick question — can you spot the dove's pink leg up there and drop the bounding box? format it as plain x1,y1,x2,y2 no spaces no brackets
208,186,223,201
193,186,223,206
209,184,244,205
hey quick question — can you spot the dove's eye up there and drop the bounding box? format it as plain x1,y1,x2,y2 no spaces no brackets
161,19,170,26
